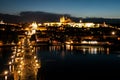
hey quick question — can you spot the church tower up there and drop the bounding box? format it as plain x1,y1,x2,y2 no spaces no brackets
60,16,65,23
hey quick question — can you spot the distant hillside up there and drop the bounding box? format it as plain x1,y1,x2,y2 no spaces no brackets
0,11,120,26
0,11,73,23
0,13,21,23
19,11,72,23
83,18,120,26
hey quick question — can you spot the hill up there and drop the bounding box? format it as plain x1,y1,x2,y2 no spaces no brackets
0,11,120,26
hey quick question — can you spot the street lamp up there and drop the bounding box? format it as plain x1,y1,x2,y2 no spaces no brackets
34,56,37,59
8,61,12,72
4,71,8,80
17,70,21,80
112,31,115,35
35,60,38,63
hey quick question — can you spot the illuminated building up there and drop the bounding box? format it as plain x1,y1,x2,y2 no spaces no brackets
44,16,98,28
0,20,5,24
60,16,72,23
25,22,38,35
60,16,66,23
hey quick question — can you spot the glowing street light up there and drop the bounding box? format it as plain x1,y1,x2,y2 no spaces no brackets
17,70,21,80
18,70,21,74
4,71,8,80
34,56,37,59
9,61,12,72
112,31,115,35
35,60,38,63
4,71,8,75
36,63,40,68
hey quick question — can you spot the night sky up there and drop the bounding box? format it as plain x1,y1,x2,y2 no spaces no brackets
0,0,120,18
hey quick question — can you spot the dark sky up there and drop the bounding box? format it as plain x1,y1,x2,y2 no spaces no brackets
0,0,120,18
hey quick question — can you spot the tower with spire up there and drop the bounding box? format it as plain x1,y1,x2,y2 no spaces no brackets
60,16,65,23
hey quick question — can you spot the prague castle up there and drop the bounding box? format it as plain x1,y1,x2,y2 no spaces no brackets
44,16,97,28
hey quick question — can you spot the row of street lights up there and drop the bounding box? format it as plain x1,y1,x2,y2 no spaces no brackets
2,22,40,80
2,37,25,80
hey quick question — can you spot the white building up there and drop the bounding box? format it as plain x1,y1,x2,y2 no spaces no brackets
43,16,98,28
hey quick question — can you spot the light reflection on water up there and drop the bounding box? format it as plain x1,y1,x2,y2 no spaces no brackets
72,46,109,55
49,45,61,51
36,45,112,63
0,45,120,79
36,45,120,79
47,45,110,55
0,47,13,73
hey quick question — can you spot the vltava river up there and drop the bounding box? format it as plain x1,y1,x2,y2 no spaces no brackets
36,45,120,80
0,45,120,79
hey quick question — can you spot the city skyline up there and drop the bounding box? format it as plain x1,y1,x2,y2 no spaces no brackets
0,0,120,18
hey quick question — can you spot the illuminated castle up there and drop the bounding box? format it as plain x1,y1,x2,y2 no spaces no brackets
44,16,97,28
60,16,65,23
60,16,72,23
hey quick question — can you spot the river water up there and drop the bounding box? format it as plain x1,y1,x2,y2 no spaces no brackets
0,45,120,79
36,45,120,80
0,47,12,73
